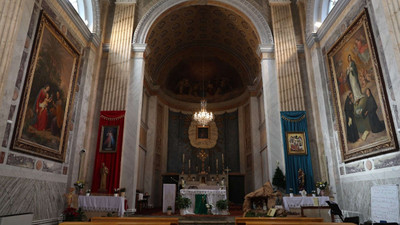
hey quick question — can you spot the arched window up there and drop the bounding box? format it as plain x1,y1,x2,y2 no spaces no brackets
68,0,94,32
313,0,341,31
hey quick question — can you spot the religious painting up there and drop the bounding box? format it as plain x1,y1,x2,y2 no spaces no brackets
197,126,209,139
12,13,80,162
327,9,397,162
99,125,119,153
286,132,307,155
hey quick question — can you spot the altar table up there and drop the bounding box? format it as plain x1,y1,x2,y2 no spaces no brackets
180,189,227,215
78,196,125,216
283,196,329,211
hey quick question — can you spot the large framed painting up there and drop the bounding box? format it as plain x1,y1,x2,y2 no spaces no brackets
11,12,80,162
327,9,397,162
286,132,307,155
99,126,119,153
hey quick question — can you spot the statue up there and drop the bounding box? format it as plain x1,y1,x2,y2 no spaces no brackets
99,162,109,191
64,187,77,208
298,168,305,191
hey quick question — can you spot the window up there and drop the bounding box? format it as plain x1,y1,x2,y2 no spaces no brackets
68,0,94,32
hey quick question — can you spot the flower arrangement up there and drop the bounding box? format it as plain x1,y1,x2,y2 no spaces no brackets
176,195,191,209
74,181,85,189
315,181,328,190
114,188,120,194
216,199,228,210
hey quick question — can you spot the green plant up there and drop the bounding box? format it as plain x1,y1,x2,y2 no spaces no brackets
176,195,191,209
63,207,86,221
216,199,228,210
315,181,328,190
167,206,172,210
272,165,286,190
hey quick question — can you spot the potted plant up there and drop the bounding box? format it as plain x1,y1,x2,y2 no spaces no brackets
62,207,86,221
85,189,91,196
119,188,126,197
167,206,172,215
74,181,85,195
216,199,228,214
176,195,191,215
316,181,328,196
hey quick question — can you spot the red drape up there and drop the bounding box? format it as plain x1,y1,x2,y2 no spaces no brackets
91,111,125,194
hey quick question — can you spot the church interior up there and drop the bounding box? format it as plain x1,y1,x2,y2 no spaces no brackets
1,0,400,224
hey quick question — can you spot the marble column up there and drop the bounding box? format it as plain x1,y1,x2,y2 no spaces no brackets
259,45,284,181
270,0,305,111
0,0,23,105
120,44,146,209
101,1,136,110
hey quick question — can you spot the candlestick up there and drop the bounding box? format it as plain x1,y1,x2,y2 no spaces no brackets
222,153,224,164
183,154,185,164
189,159,191,169
216,159,219,173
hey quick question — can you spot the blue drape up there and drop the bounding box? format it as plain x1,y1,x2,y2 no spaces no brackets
281,111,314,194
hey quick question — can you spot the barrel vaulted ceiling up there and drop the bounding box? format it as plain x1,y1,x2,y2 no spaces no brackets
144,4,262,103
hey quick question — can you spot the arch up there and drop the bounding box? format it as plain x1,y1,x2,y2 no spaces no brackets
306,0,339,37
69,0,101,34
133,0,273,45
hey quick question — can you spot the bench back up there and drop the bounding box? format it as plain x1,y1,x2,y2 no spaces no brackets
60,222,172,225
245,222,355,225
235,217,324,225
91,217,179,225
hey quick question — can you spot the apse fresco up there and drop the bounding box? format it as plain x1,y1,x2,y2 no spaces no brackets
327,10,397,162
164,57,246,103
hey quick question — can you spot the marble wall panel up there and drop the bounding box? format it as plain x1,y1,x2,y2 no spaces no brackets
373,153,400,169
0,152,5,164
0,176,66,221
42,161,62,174
345,161,365,174
6,153,35,169
1,122,11,147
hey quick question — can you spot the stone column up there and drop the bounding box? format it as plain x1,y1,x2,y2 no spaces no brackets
0,0,23,104
120,44,146,209
270,0,305,111
259,45,284,182
101,1,136,110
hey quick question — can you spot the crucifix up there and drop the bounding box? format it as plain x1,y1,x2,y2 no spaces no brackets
197,149,208,174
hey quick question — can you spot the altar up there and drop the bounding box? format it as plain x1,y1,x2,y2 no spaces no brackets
180,189,228,215
282,196,330,211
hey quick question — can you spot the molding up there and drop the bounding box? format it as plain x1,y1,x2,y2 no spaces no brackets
57,0,100,48
116,0,137,5
133,0,273,45
132,43,147,52
269,0,291,6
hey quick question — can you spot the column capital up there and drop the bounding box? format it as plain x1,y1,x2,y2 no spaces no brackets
269,0,291,6
258,44,275,59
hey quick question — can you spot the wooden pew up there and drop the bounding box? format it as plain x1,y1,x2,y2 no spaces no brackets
90,217,179,225
245,222,355,225
235,217,324,225
60,222,171,225
59,223,170,225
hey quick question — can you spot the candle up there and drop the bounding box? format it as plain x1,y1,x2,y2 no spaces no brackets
189,159,191,169
183,154,185,164
216,159,219,172
222,153,224,164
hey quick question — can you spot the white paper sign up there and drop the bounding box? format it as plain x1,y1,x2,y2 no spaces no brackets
371,184,399,223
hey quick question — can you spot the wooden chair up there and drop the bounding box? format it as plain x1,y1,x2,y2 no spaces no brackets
235,217,324,225
90,217,179,225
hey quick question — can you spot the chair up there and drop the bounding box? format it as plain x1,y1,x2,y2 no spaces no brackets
326,201,359,224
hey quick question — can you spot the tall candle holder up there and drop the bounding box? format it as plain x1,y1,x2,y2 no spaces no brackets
197,149,208,174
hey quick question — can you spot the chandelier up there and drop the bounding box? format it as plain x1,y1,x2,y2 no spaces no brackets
193,99,214,126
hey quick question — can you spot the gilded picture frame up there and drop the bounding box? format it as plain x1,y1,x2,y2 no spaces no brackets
11,13,80,162
196,125,209,140
327,9,397,162
286,132,307,155
99,125,119,153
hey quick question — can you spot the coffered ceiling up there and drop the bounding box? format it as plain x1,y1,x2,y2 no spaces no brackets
144,4,261,103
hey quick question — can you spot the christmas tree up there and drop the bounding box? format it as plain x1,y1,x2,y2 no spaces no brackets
272,164,286,191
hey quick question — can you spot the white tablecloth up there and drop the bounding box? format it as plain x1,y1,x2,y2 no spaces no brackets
283,196,329,211
78,196,125,216
180,189,227,215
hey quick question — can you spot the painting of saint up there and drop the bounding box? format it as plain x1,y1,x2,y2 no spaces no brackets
12,13,80,162
286,132,307,155
327,10,397,162
100,126,119,152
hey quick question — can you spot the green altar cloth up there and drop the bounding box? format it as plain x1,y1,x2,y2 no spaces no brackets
194,194,208,214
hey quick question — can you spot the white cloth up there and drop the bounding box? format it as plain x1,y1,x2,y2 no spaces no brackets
283,196,329,211
78,196,125,216
162,184,176,213
180,189,228,215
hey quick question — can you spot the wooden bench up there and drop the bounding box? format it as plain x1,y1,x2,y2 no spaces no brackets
60,222,171,225
90,217,179,225
245,222,355,225
235,217,324,225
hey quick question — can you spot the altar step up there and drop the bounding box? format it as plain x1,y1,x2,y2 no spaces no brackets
179,216,234,225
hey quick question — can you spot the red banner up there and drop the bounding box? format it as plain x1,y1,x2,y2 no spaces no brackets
91,111,125,194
